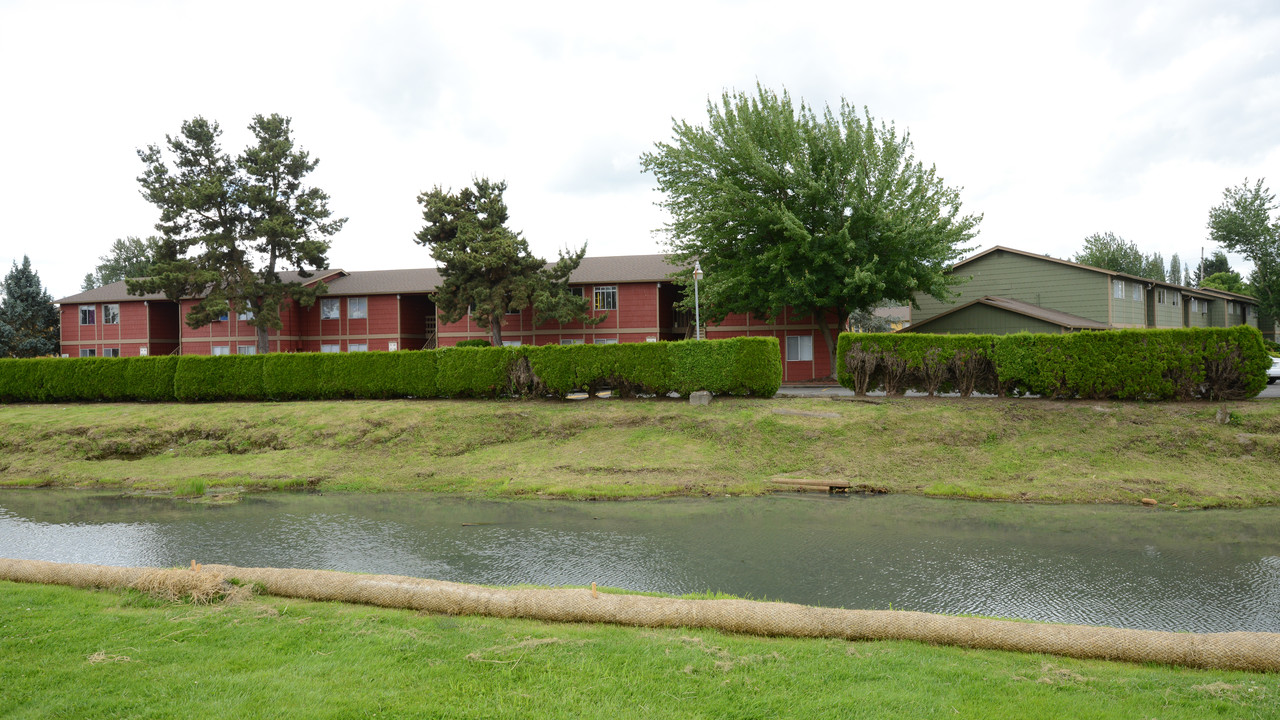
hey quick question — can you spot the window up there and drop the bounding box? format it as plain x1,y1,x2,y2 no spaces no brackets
570,287,584,298
506,307,521,315
348,297,367,319
79,348,96,358
139,347,148,356
1112,280,1124,299
387,342,398,352
594,338,618,344
786,335,814,362
348,343,368,352
79,305,95,325
238,310,254,321
217,312,228,322
1171,293,1178,307
559,338,584,345
212,345,230,356
502,340,521,347
593,286,618,311
320,298,340,320
1156,289,1165,305
321,343,340,353
1131,283,1141,302
237,345,256,355
1229,301,1237,314
103,348,120,358
103,304,120,324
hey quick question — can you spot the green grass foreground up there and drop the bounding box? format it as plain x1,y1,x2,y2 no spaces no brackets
2,396,1279,507
1,581,1274,719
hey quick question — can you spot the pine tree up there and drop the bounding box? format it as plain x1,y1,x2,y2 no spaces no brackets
0,256,60,358
415,178,598,345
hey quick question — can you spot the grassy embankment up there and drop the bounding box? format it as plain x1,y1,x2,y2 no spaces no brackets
2,396,1280,507
1,581,1275,719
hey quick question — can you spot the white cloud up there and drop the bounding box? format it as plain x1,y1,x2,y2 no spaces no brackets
2,0,1278,299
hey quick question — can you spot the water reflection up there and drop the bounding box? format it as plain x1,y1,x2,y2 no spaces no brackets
2,490,1278,633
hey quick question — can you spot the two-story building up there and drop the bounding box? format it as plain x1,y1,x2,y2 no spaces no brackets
906,246,1270,336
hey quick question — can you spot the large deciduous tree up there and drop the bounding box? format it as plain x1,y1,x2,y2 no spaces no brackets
1072,232,1149,277
82,236,163,291
1193,250,1233,287
1208,179,1279,325
641,85,980,376
0,256,59,358
415,178,598,345
129,115,346,354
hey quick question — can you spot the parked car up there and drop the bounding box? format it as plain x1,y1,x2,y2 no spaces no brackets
1268,355,1280,385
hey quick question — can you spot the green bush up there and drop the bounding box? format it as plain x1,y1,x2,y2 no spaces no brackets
0,338,782,403
837,327,1269,400
455,339,492,348
174,355,266,401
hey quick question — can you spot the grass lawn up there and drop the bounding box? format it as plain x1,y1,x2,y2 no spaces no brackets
2,396,1279,507
1,581,1275,719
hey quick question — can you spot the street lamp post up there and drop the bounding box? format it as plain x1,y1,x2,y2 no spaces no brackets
693,261,703,340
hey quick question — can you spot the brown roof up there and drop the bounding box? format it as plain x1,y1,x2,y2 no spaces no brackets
324,268,442,295
957,246,1236,302
57,255,690,305
903,295,1110,332
567,254,684,283
55,269,345,304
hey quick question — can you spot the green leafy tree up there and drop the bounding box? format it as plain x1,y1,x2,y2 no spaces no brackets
1201,271,1252,296
0,256,59,358
129,114,346,354
415,178,598,345
82,236,163,291
1072,232,1148,276
1168,254,1183,287
641,85,980,375
1208,179,1279,326
1144,252,1166,282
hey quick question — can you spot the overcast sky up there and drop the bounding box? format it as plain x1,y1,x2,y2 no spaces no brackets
2,0,1278,300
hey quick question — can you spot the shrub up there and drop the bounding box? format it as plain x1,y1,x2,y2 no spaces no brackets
455,339,492,348
174,355,266,401
837,327,1269,400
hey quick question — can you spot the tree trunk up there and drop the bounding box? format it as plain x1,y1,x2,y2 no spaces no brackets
814,307,837,381
256,325,270,355
490,320,503,347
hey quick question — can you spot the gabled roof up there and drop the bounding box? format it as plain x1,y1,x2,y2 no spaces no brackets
567,254,683,283
957,246,1248,303
54,269,346,304
324,269,441,295
902,295,1110,333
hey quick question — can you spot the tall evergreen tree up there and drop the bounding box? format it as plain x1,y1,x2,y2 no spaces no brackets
129,114,346,354
1192,250,1232,287
82,236,163,290
0,256,60,358
415,178,598,345
641,84,980,376
1168,254,1183,287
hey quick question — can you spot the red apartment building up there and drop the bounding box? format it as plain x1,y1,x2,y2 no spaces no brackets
56,255,837,382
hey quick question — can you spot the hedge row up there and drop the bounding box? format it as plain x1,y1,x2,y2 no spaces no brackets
0,337,781,403
835,326,1270,400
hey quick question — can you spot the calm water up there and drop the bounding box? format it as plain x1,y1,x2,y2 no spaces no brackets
2,490,1278,633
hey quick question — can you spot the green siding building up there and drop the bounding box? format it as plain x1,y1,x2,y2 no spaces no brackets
908,246,1263,335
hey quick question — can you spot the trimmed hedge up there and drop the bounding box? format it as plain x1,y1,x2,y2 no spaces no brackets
836,326,1270,400
0,337,781,403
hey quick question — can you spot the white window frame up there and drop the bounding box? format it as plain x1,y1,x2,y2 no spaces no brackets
570,287,584,298
79,305,95,325
79,348,96,358
348,297,367,319
786,335,814,362
103,348,120,358
1132,283,1141,302
103,304,120,324
238,310,254,321
320,298,340,320
593,285,618,311
593,337,618,345
320,343,340,353
348,342,368,352
387,341,398,352
211,345,230,356
501,340,522,346
559,338,584,345
237,345,257,355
